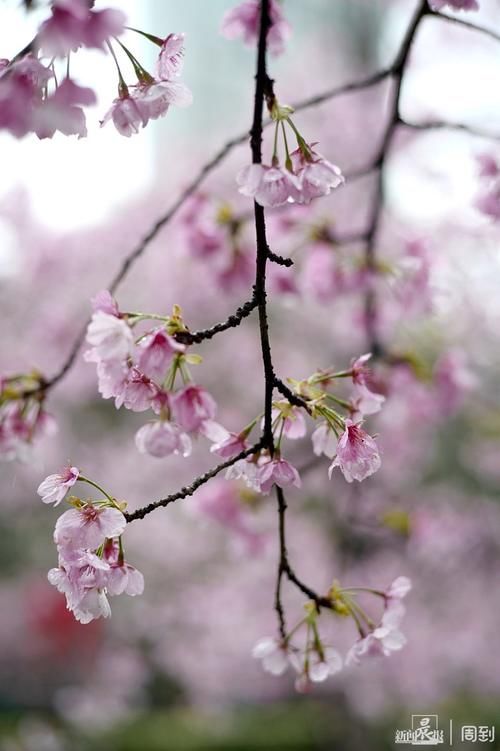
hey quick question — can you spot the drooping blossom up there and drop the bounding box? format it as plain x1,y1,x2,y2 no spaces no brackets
311,422,337,459
386,576,412,602
156,33,185,80
346,602,407,665
33,78,96,139
91,289,120,317
290,145,345,204
292,646,343,692
48,550,111,624
135,420,192,458
221,0,291,55
38,0,126,57
85,311,133,363
54,504,126,551
272,405,307,439
328,419,381,483
0,399,57,462
428,0,479,10
170,384,217,433
350,353,385,417
100,93,146,137
103,540,145,597
0,55,53,138
207,425,249,459
258,457,301,494
252,637,291,675
135,328,184,381
237,164,300,208
225,457,261,491
37,465,79,506
132,79,193,120
122,369,158,412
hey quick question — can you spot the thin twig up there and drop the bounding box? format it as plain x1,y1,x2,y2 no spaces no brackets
125,441,262,523
175,296,258,345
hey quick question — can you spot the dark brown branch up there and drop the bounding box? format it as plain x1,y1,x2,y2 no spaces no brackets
175,296,258,345
251,0,276,453
125,441,262,523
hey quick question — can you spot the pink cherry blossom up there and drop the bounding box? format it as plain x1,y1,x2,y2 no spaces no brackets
346,605,407,665
170,384,217,433
258,457,301,494
37,465,79,506
85,311,133,362
54,505,126,550
428,0,478,10
225,457,261,491
221,0,291,56
252,637,291,675
93,359,129,406
133,80,193,121
311,422,337,459
100,93,146,137
48,549,111,623
33,78,96,139
122,369,158,412
156,33,185,80
91,289,120,317
290,145,345,204
271,405,307,439
0,55,52,138
328,419,381,483
349,354,385,417
292,646,343,685
386,576,412,601
135,420,192,458
237,164,300,207
136,328,184,381
38,0,126,57
208,426,248,459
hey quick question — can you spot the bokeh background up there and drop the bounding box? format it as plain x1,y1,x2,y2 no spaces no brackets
1,0,500,748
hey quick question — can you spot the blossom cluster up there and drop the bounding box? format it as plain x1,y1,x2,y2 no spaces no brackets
0,373,56,461
254,577,411,692
238,102,344,208
85,291,216,459
0,0,191,139
38,465,143,624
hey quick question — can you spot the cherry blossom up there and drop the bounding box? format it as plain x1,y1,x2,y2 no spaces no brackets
38,0,126,57
136,328,184,380
0,55,53,138
292,646,343,688
33,78,96,139
252,637,291,675
170,384,217,433
258,457,301,494
290,145,345,204
85,311,134,363
311,422,337,459
328,419,381,483
122,369,158,412
156,33,185,80
100,94,146,137
135,420,192,458
37,465,79,506
346,603,407,665
237,164,300,207
221,0,291,56
54,505,126,551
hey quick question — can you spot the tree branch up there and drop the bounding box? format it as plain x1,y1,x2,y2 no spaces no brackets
125,441,262,523
362,0,429,356
174,296,258,345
